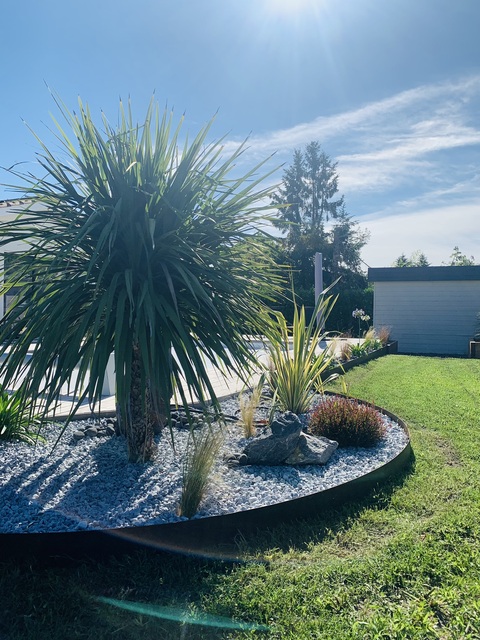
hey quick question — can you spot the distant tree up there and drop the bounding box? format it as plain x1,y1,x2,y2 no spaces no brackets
271,141,344,245
392,250,430,267
271,142,369,329
444,246,476,266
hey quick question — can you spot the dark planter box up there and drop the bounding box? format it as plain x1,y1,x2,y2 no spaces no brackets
325,340,398,378
469,341,480,358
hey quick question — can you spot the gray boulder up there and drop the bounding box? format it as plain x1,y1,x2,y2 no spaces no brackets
242,412,303,465
284,433,338,465
270,412,303,437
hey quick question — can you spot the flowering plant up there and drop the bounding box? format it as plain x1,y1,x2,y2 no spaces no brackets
352,308,371,340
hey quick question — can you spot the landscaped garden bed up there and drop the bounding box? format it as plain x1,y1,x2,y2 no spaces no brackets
0,390,411,560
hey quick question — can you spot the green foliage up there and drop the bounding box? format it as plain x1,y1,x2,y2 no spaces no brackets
308,395,386,447
271,142,344,241
178,427,223,519
270,141,369,324
0,388,42,445
394,246,477,268
0,95,281,459
327,286,373,333
392,249,430,267
349,343,369,358
266,287,339,415
349,328,383,358
444,245,476,266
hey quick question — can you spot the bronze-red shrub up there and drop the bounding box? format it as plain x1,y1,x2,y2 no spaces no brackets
308,396,386,447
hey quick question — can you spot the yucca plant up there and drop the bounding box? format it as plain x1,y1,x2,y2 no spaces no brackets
178,427,223,519
0,95,281,462
266,286,341,415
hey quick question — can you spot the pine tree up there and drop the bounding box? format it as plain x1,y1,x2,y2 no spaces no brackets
271,142,369,330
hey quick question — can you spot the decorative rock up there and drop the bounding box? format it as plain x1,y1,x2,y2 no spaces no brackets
240,412,302,466
105,425,116,436
85,427,99,437
270,412,303,437
227,411,338,467
225,453,248,467
242,432,297,465
72,430,85,441
284,433,338,466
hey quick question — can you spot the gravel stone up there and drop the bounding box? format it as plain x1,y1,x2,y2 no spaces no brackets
0,398,409,534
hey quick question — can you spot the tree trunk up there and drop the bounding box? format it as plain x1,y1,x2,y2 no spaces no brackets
125,343,157,463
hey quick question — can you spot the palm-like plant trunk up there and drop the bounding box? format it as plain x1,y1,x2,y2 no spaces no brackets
125,344,157,463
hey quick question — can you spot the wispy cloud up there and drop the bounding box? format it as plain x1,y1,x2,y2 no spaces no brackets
223,75,480,268
225,74,480,201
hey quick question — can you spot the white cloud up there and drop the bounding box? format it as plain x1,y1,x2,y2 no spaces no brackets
224,75,480,202
224,74,480,156
361,202,480,268
221,75,480,269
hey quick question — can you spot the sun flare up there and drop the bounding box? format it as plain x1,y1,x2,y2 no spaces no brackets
265,0,315,14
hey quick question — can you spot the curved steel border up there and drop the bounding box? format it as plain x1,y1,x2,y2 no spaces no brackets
1,400,412,561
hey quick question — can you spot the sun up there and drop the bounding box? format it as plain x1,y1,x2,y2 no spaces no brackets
264,0,315,14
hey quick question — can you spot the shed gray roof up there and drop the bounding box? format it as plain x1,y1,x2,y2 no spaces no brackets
368,266,480,282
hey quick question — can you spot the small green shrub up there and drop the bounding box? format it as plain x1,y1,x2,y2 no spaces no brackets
0,389,42,445
349,343,369,358
308,396,386,447
349,329,383,359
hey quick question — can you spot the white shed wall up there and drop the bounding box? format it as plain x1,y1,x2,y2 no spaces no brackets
373,280,480,355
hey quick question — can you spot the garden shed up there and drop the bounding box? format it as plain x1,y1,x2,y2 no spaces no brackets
368,266,480,356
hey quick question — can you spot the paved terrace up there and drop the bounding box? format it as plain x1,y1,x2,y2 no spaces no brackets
51,364,263,420
4,338,359,420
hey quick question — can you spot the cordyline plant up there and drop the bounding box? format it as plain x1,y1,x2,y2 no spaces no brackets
266,284,341,415
0,95,281,462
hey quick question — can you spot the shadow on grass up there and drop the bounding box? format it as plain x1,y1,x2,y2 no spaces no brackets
0,452,416,640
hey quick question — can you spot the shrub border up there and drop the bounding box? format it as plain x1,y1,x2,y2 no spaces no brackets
327,340,398,377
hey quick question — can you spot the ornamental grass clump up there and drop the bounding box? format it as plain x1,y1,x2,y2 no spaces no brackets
308,396,386,447
238,383,263,438
178,427,223,519
377,325,391,346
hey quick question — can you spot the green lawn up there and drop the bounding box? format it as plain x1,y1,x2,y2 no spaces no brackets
1,355,480,639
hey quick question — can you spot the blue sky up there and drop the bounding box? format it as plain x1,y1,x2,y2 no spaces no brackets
1,0,479,267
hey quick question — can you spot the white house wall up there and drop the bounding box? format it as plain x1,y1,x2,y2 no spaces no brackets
0,199,42,319
373,279,480,355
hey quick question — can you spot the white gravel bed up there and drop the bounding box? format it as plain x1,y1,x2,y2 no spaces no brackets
0,399,409,534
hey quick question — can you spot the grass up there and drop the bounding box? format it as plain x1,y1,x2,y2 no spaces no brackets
238,384,263,438
178,427,224,519
1,355,480,638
